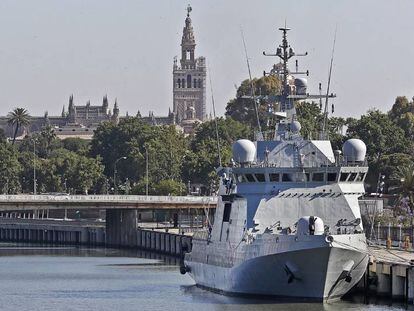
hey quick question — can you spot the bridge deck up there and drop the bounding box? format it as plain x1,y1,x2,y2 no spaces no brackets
0,195,218,211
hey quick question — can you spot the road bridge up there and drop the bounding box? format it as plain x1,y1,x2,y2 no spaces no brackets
0,195,217,211
0,194,217,251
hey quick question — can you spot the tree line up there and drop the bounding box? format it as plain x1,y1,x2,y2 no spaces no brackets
0,108,250,195
0,76,413,208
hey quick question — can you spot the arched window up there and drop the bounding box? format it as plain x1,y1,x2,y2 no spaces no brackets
193,79,197,88
187,75,192,88
177,79,181,88
181,78,185,88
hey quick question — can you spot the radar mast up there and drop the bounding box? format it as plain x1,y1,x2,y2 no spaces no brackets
263,27,336,140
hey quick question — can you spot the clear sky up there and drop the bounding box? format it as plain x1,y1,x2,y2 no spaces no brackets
0,0,413,119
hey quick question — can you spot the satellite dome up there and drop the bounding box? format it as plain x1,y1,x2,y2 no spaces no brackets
294,78,308,95
342,139,366,162
232,139,256,164
290,120,302,133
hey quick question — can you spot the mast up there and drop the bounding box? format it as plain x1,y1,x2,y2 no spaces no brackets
263,27,308,115
241,29,263,140
321,28,337,138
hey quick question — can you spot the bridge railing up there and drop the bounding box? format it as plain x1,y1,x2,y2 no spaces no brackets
0,194,218,205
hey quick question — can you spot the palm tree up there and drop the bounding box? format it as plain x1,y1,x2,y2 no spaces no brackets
40,124,57,156
390,164,414,213
7,108,31,144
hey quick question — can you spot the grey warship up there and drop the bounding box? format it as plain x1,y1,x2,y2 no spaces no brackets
181,27,369,301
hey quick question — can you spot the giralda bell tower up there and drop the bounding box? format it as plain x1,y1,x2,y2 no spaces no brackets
173,5,206,123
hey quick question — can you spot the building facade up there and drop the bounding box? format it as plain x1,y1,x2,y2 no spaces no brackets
173,6,206,124
0,6,207,139
0,95,119,140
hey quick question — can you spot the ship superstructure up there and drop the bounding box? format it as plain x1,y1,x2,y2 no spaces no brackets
181,27,369,300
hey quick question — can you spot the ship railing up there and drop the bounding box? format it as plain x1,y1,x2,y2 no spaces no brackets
337,158,368,167
231,157,368,169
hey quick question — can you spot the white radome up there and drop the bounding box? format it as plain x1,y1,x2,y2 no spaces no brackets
290,120,302,133
342,138,367,162
232,139,256,164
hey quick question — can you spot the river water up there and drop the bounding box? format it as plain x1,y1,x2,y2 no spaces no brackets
0,243,411,311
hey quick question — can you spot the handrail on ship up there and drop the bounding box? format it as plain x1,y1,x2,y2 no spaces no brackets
231,157,368,169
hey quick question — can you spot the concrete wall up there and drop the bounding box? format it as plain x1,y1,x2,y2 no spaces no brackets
0,209,194,258
0,223,105,245
105,208,192,257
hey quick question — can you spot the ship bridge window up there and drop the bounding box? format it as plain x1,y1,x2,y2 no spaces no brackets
327,173,337,182
245,174,255,182
269,173,280,182
223,203,231,222
282,173,294,182
355,173,365,181
340,173,348,182
254,174,266,182
349,172,358,182
312,173,324,182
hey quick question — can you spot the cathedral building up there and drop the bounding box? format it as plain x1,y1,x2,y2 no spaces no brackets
173,5,206,126
0,5,207,139
0,95,119,140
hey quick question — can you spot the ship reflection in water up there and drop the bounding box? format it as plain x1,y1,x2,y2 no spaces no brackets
0,243,409,311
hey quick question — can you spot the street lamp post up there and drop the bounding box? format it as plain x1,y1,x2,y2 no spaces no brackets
33,138,37,195
114,156,127,194
144,145,149,196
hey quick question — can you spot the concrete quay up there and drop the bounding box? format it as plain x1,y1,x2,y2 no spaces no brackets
0,215,195,258
356,246,414,303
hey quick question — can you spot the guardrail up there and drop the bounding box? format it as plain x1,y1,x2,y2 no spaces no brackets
0,195,218,211
0,194,217,203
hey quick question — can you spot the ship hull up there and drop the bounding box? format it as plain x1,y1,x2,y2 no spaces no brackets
185,234,368,301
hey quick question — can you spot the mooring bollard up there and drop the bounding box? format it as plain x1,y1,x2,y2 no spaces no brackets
404,236,410,250
386,236,392,249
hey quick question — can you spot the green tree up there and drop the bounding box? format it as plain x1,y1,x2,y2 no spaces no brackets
7,108,31,144
327,116,347,151
389,96,411,120
40,125,58,156
90,118,156,183
0,143,22,193
34,157,62,193
379,153,414,183
225,75,281,131
294,101,346,150
346,109,411,161
62,137,90,155
346,109,413,190
296,101,323,139
53,149,104,194
184,117,250,193
389,96,414,140
144,125,188,184
390,163,414,212
0,128,6,143
153,179,186,196
18,151,36,193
